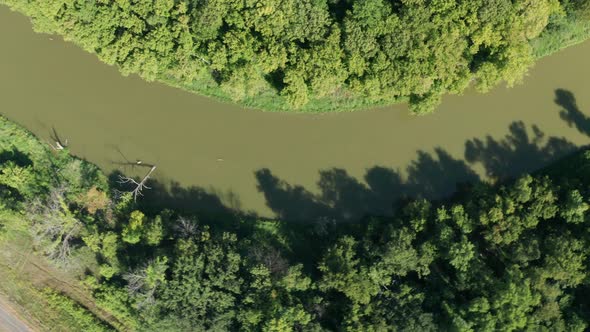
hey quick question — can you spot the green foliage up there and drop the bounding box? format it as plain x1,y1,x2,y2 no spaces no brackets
43,289,112,332
238,264,315,331
571,0,590,18
0,161,34,197
93,284,139,331
448,236,476,272
122,210,145,244
145,256,168,290
3,115,590,330
156,231,243,330
560,189,589,224
319,236,377,305
121,210,165,246
2,0,587,113
144,215,164,246
532,1,590,57
99,264,118,280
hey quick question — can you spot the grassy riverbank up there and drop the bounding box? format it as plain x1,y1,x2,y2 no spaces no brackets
171,18,590,114
533,13,590,58
168,13,590,114
2,1,589,113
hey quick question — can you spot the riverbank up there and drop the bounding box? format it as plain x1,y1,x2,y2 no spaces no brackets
2,2,589,113
166,14,590,114
2,111,590,329
2,3,590,219
532,13,590,58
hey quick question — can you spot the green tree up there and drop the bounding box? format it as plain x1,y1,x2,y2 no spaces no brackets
122,210,145,244
1,0,571,112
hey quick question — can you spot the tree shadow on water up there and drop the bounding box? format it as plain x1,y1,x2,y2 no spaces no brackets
464,121,577,180
107,170,248,232
255,168,333,221
256,96,586,223
255,148,480,223
107,90,588,226
556,88,590,137
106,148,246,224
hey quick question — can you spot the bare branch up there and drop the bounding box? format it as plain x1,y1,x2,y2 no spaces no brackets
118,165,157,201
249,246,289,276
123,259,164,309
174,216,198,238
50,223,80,263
27,187,81,265
49,127,68,150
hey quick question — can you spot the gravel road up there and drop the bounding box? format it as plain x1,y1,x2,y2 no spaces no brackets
0,297,32,332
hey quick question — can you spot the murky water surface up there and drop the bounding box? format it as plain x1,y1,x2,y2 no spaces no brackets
1,7,589,220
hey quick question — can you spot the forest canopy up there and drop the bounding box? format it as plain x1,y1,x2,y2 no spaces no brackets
2,0,589,112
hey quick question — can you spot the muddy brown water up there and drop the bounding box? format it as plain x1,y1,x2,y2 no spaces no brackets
1,6,589,221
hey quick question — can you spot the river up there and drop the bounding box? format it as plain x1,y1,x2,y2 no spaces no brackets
1,6,589,221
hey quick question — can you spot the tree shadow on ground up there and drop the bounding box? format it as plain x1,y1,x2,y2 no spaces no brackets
0,148,33,167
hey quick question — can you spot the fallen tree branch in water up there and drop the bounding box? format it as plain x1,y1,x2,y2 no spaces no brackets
49,127,68,151
118,164,157,201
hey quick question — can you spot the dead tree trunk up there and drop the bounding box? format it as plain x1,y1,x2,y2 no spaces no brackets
118,164,157,201
49,127,68,151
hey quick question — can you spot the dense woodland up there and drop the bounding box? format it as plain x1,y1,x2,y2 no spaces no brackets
1,111,590,331
2,0,590,112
